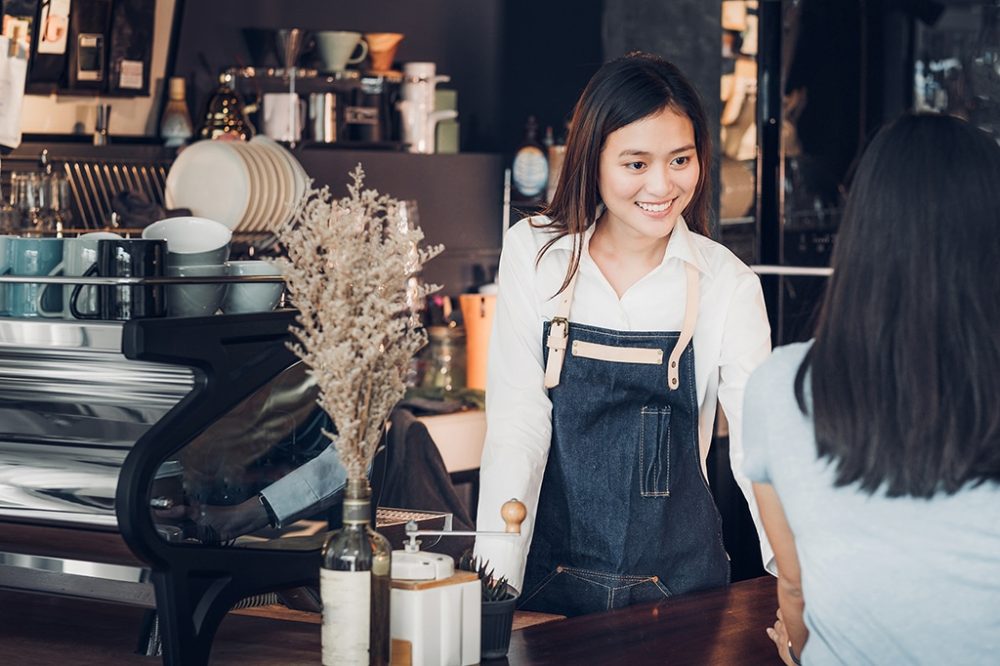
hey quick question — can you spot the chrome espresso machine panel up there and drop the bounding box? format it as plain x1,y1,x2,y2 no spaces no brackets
0,320,194,529
0,312,338,666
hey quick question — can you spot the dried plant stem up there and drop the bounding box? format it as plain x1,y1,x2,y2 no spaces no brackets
275,165,443,479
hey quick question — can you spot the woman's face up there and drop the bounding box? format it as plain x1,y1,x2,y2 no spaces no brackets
597,106,700,244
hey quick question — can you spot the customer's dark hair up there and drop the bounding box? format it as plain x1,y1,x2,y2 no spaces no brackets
795,113,1000,497
536,52,713,293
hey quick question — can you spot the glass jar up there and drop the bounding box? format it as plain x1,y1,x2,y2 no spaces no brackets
422,325,466,392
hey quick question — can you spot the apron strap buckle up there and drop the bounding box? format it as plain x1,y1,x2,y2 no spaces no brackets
544,317,569,388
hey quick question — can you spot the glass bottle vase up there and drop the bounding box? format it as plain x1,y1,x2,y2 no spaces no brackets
321,478,391,666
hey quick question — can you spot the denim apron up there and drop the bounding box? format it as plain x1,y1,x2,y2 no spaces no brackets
519,264,729,617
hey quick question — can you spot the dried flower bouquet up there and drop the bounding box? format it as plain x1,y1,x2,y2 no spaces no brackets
276,165,443,479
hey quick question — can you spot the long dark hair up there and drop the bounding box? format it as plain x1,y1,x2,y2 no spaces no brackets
795,113,1000,497
535,52,713,293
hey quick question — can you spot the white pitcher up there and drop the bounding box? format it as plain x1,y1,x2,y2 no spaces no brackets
397,62,458,154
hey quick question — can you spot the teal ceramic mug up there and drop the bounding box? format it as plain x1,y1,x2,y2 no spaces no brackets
8,237,64,318
0,235,15,315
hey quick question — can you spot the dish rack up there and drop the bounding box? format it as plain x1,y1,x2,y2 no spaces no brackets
61,159,170,230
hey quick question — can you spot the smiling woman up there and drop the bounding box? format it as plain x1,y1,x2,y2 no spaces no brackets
474,52,774,618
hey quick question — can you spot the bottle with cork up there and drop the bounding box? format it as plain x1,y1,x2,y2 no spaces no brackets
160,77,194,148
511,115,548,203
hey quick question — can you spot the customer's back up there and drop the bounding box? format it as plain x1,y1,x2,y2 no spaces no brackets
745,342,1000,665
743,113,1000,665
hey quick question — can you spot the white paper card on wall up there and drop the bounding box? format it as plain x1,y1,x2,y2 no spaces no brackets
0,36,28,150
37,0,72,55
118,59,144,90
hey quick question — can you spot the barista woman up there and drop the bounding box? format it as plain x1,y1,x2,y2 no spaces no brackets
475,53,773,617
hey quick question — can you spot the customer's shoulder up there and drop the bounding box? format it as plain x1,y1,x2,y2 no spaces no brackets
746,341,814,415
751,341,813,387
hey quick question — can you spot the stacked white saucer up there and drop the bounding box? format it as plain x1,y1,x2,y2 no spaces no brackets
164,136,309,234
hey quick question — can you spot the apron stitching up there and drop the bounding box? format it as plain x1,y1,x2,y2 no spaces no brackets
519,568,562,606
640,410,646,495
564,570,614,589
613,578,661,591
654,408,664,491
569,328,682,341
650,409,658,492
666,412,672,492
564,568,651,581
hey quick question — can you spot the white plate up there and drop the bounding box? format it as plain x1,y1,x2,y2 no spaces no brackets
165,140,251,230
229,142,263,232
247,141,285,233
250,140,294,232
252,136,308,229
235,141,274,233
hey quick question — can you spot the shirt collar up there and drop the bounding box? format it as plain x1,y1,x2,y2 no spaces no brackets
663,217,713,278
546,215,713,278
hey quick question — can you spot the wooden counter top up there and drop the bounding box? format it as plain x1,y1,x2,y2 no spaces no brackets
0,576,778,665
506,575,778,665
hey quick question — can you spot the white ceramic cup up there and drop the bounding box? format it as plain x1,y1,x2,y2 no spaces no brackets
222,260,284,314
314,31,368,72
166,264,228,318
142,216,232,266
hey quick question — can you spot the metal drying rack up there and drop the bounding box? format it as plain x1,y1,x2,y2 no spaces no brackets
0,274,285,286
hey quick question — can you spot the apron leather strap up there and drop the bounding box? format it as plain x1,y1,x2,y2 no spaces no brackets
666,264,700,391
543,269,578,389
544,262,700,391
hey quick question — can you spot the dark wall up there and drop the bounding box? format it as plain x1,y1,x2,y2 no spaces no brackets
603,0,723,238
172,0,504,151
291,149,505,293
499,0,604,155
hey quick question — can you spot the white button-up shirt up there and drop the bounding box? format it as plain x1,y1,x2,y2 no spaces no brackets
475,216,774,591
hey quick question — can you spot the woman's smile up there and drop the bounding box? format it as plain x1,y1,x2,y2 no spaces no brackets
597,107,700,244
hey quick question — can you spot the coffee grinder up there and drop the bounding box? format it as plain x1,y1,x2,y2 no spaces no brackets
389,498,526,665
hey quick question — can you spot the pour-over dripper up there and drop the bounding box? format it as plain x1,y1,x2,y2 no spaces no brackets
275,28,308,70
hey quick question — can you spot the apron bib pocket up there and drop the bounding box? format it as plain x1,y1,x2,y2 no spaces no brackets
640,405,672,497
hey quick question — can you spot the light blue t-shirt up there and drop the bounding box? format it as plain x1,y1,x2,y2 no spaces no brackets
743,341,1000,665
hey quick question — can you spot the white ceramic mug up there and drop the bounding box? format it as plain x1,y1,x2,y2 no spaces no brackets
263,92,307,143
166,264,228,318
222,260,284,314
314,31,368,72
142,216,233,266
